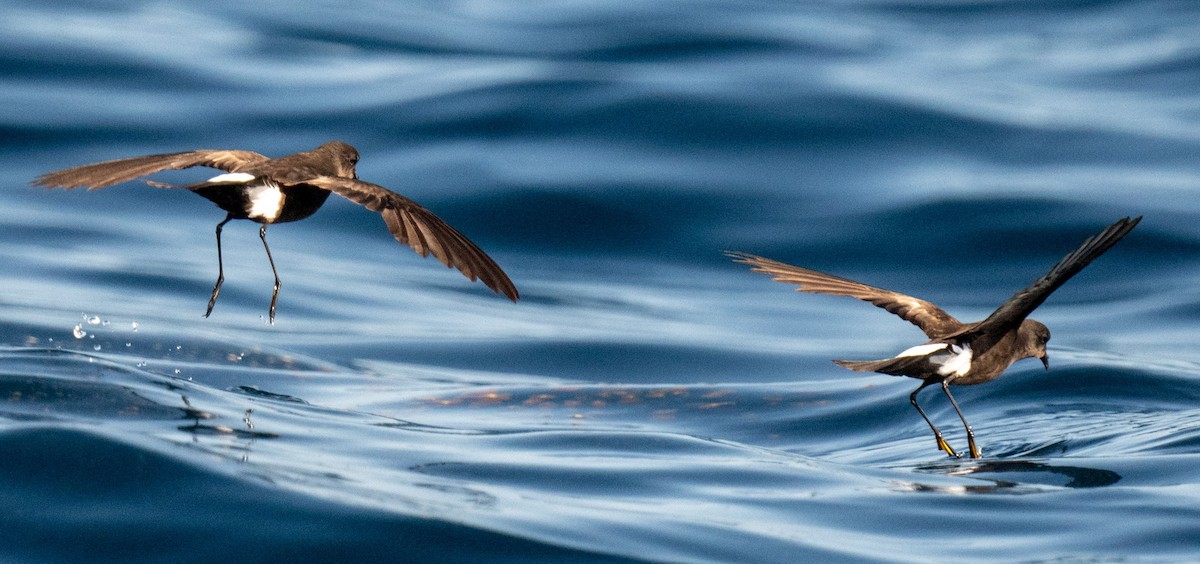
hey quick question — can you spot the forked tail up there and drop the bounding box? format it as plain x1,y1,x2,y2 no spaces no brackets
833,359,892,373
833,357,927,377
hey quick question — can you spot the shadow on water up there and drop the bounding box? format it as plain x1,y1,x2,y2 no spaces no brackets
908,459,1122,493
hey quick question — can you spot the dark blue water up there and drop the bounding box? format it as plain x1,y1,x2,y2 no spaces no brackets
3,0,1200,561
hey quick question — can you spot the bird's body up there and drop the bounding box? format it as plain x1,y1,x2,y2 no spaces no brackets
188,173,330,224
832,318,1051,386
34,141,518,322
730,216,1140,458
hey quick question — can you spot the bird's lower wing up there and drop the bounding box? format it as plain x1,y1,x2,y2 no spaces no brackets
34,150,269,190
302,177,519,302
727,251,962,338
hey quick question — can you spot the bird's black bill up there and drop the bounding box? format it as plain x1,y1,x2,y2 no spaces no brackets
1041,355,1050,370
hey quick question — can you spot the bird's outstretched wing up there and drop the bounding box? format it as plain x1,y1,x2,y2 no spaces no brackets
966,216,1141,344
303,176,519,302
34,150,270,190
727,251,962,338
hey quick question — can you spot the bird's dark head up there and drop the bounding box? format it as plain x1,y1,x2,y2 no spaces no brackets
1020,319,1051,370
316,141,360,179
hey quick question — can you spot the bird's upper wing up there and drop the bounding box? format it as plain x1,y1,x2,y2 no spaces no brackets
33,150,269,190
727,251,962,338
965,216,1141,344
302,176,519,302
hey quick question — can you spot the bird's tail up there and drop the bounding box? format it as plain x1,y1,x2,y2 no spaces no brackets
834,359,889,372
833,357,925,377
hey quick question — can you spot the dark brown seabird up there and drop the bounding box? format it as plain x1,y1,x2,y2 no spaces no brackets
34,141,519,323
729,216,1140,458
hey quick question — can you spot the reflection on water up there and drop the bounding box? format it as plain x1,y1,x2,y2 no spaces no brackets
907,459,1122,494
178,395,280,439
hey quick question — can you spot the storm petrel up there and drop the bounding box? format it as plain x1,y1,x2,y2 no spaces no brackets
729,216,1140,458
34,141,519,323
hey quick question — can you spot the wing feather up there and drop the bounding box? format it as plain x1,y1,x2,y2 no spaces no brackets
303,177,519,301
728,251,962,338
968,216,1141,343
34,150,269,190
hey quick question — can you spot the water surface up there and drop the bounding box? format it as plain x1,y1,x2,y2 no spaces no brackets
3,1,1200,562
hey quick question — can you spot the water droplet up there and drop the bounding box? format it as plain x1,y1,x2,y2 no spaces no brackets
173,369,181,374
101,320,110,327
125,342,132,348
93,345,102,351
131,322,140,332
86,315,102,326
72,325,86,339
135,361,147,368
175,345,182,351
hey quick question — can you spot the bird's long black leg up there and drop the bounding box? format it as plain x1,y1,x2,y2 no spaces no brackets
910,380,959,458
205,215,234,318
258,224,280,324
941,380,981,459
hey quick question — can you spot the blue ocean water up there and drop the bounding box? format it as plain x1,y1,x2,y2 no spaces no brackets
2,0,1200,561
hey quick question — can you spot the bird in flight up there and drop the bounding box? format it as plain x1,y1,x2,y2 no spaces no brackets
729,216,1140,458
34,141,518,323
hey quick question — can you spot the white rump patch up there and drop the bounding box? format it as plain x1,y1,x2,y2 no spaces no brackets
245,181,284,221
206,172,256,183
934,344,972,377
896,343,973,377
897,343,948,358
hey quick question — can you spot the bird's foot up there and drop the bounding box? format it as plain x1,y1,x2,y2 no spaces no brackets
936,436,960,458
967,438,982,459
